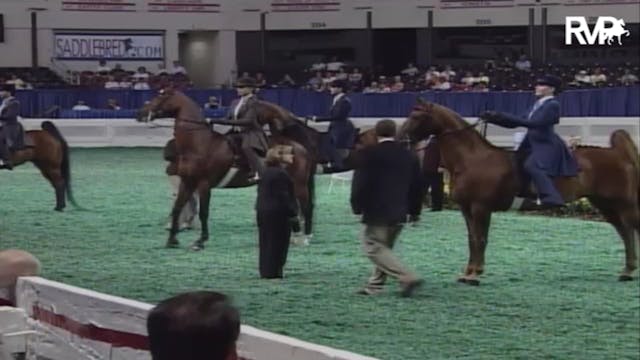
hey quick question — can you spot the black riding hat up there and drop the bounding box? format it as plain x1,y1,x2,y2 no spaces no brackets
329,79,348,90
235,77,257,88
536,74,562,90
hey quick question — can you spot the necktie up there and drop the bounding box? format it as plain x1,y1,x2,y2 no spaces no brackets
528,100,542,119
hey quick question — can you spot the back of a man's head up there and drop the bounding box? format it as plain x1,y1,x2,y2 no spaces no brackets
375,119,397,138
147,291,240,360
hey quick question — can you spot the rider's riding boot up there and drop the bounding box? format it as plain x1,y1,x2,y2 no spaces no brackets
0,159,12,170
243,147,263,181
0,141,12,170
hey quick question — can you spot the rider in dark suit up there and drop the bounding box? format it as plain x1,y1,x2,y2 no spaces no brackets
481,75,579,209
0,84,20,170
311,79,355,172
209,77,268,180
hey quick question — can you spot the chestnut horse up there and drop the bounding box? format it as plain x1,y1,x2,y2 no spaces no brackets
6,121,77,211
399,99,639,285
137,89,314,250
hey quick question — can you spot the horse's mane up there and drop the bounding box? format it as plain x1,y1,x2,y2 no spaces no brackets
427,102,503,151
254,100,320,155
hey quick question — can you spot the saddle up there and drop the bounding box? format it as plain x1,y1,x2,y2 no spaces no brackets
1,122,32,152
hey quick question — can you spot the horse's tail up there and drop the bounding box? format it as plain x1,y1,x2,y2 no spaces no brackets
42,121,80,208
611,129,640,206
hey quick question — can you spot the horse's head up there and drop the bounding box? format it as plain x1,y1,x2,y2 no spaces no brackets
136,87,181,123
398,98,439,143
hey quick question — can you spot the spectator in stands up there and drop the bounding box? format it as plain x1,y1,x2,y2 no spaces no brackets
119,76,133,89
377,77,392,93
309,60,326,72
104,76,120,89
0,249,41,289
431,76,451,91
440,65,456,81
157,63,169,75
424,66,440,85
170,61,187,75
133,67,150,80
401,62,419,77
255,72,267,88
147,291,240,360
204,96,220,109
112,63,125,76
515,55,531,72
133,78,150,90
574,70,592,86
619,68,639,85
590,68,607,86
277,74,296,88
97,59,111,74
5,74,28,90
350,119,424,297
391,76,405,92
363,81,379,93
72,100,91,111
326,57,344,72
307,72,324,91
461,71,476,86
256,146,298,279
348,68,363,84
335,68,348,81
477,72,490,85
106,98,121,110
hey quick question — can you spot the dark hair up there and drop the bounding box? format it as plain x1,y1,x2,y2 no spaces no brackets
147,291,240,360
375,119,397,138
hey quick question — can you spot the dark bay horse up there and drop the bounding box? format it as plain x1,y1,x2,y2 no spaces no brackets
5,121,77,211
399,99,640,285
137,89,315,250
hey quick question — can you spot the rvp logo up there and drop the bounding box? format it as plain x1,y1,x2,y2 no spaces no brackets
565,16,630,45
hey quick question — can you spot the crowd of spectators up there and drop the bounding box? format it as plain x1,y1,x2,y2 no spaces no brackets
2,57,638,98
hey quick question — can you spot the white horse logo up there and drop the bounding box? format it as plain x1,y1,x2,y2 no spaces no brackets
603,18,630,45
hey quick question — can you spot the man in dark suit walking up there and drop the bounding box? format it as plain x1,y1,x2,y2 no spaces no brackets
255,146,299,279
421,136,443,211
311,79,356,172
0,84,21,170
210,77,268,180
351,119,425,297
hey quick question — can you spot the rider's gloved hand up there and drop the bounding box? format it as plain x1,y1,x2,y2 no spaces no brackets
479,111,498,122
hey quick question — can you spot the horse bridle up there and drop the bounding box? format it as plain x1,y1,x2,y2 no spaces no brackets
400,117,486,151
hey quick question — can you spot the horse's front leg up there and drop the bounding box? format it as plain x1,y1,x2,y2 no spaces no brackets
191,181,211,251
167,178,196,248
458,204,479,285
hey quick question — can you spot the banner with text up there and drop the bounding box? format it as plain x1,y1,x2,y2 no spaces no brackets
54,33,164,61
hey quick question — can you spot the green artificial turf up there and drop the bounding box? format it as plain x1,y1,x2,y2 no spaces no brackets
1,148,638,360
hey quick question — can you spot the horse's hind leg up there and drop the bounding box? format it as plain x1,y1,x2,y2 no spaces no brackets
190,181,211,252
35,163,65,211
167,178,196,248
591,199,639,281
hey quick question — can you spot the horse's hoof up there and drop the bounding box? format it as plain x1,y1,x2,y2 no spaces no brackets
457,277,480,286
190,243,204,251
466,279,480,286
618,274,634,281
54,207,63,212
166,241,180,249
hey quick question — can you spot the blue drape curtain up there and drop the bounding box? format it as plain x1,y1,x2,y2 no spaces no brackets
15,86,639,118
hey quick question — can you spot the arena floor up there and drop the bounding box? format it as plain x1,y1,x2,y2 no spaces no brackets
1,148,639,360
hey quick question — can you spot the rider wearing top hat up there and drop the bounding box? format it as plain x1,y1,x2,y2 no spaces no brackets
310,78,355,172
0,84,20,170
481,74,578,209
209,76,268,180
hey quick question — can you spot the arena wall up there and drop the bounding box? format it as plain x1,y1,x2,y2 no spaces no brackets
19,117,640,149
0,277,379,360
